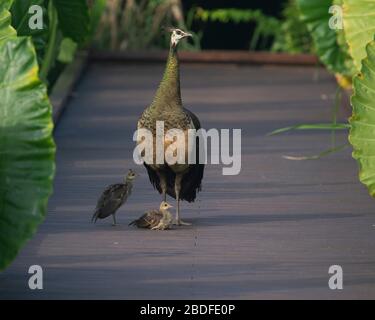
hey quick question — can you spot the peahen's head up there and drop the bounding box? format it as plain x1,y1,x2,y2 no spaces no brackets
168,28,192,48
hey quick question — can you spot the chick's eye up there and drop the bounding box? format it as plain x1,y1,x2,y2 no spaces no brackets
176,30,181,35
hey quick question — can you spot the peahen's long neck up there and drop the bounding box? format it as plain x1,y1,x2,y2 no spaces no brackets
150,45,182,111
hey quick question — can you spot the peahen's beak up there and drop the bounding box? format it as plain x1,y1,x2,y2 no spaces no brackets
183,32,193,39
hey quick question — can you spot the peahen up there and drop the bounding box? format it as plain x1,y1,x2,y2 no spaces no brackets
137,28,205,226
92,169,138,226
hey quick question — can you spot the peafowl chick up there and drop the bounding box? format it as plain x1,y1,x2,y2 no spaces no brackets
92,169,137,226
129,201,173,230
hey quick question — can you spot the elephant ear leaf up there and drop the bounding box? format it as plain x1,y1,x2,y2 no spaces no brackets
297,0,354,77
0,37,55,270
52,0,90,43
0,8,16,42
0,0,13,11
343,0,375,72
349,37,375,196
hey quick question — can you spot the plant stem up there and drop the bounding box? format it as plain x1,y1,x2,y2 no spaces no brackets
250,25,261,50
267,123,350,136
40,1,58,84
283,143,349,161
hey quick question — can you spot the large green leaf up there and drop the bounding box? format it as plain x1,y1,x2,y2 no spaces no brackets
52,0,89,43
0,8,16,42
343,0,375,72
349,38,375,197
0,37,55,270
297,0,354,77
0,0,13,11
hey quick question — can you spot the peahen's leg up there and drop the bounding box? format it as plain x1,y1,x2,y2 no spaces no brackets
157,172,167,201
174,174,191,226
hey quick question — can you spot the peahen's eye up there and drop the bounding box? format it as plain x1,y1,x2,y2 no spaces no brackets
176,30,181,35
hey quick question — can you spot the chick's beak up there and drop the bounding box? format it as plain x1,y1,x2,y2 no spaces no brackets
183,32,193,38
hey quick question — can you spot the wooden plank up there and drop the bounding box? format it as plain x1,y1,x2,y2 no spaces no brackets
0,63,374,299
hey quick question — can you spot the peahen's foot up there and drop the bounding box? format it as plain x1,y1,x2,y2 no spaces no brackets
174,219,192,226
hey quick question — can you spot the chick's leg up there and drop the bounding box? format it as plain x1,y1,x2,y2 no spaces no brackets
151,222,163,230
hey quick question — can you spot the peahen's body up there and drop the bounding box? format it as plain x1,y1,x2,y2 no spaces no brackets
137,28,204,225
92,170,137,226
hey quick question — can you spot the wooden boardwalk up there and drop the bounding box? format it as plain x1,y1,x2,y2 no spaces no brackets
1,62,375,299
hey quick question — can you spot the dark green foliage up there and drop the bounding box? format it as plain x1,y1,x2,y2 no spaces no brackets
52,0,89,43
272,0,313,54
195,4,313,53
9,0,93,90
195,8,280,51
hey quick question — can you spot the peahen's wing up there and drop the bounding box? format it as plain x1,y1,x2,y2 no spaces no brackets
144,163,162,194
180,107,205,202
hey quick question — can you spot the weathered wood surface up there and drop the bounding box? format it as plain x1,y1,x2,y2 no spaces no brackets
1,63,375,299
